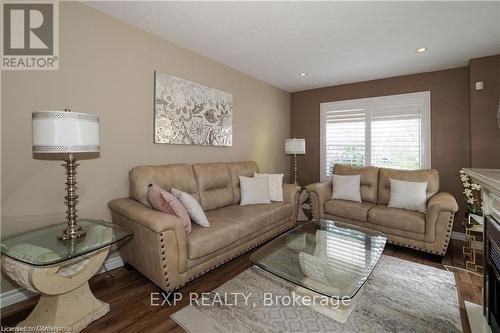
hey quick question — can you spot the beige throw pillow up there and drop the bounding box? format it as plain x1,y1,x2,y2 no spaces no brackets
331,174,362,202
388,179,427,213
254,173,284,202
171,188,210,227
239,176,271,206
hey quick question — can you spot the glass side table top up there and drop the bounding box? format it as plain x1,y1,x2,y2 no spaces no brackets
1,219,132,266
250,219,387,298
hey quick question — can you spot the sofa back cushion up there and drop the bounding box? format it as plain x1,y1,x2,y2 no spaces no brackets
333,164,379,203
378,167,439,205
193,162,234,211
227,161,260,204
129,163,199,207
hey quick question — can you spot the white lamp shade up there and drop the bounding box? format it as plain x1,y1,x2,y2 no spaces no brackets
285,138,306,155
32,111,100,153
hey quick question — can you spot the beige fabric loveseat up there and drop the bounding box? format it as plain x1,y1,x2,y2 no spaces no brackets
306,164,458,256
108,161,300,292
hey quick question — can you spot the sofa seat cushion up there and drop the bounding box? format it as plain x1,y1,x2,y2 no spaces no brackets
368,205,425,234
324,200,376,222
187,218,238,260
187,203,293,259
322,216,425,242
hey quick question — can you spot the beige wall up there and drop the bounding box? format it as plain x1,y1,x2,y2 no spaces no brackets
291,67,470,230
1,2,290,293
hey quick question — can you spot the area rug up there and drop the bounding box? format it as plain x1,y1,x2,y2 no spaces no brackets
171,255,462,332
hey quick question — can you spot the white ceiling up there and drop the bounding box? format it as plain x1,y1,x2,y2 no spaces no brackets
87,1,500,92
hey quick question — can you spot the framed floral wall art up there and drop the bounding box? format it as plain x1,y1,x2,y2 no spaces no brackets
154,71,233,146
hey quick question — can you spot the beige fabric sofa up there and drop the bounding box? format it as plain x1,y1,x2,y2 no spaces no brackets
306,164,458,256
108,161,300,292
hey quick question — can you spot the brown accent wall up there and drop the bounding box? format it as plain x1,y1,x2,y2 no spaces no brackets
291,67,470,230
469,55,500,168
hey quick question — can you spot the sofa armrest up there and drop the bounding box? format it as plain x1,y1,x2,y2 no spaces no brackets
108,198,188,290
283,183,301,223
424,192,458,244
306,182,332,219
427,192,459,213
108,198,187,236
283,183,301,204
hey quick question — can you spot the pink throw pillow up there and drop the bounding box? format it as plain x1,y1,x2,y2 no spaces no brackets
148,184,192,233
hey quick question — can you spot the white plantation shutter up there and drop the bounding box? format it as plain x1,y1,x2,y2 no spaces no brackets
371,105,422,170
320,92,430,181
324,109,366,178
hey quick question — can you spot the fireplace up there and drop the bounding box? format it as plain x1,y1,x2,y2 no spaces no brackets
485,215,500,333
461,168,500,333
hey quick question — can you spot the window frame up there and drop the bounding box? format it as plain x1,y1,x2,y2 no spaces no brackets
319,91,431,182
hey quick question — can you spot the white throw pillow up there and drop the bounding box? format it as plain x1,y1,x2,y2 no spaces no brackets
171,188,210,227
331,174,362,202
254,173,284,202
239,176,271,206
387,179,428,213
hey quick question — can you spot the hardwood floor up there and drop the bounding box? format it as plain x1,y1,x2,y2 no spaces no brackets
1,239,483,333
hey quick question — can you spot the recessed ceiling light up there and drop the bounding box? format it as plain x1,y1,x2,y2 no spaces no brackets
415,47,427,53
299,72,308,77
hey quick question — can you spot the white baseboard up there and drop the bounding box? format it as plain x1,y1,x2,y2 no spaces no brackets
451,231,484,249
0,255,125,309
98,254,125,274
0,288,38,309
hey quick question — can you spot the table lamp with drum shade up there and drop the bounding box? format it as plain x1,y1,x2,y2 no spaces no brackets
32,110,100,240
285,138,306,185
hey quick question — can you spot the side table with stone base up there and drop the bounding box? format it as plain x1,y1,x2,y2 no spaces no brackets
1,220,132,332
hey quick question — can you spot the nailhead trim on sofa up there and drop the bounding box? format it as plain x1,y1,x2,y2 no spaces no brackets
387,212,455,256
158,232,176,290
159,223,295,292
186,223,294,283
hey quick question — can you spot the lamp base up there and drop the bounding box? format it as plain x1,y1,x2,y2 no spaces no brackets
293,154,299,185
58,153,87,241
58,225,87,240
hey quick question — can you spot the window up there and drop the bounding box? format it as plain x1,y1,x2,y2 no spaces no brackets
320,92,430,181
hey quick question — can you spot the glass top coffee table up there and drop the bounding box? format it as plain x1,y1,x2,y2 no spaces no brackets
250,219,387,299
